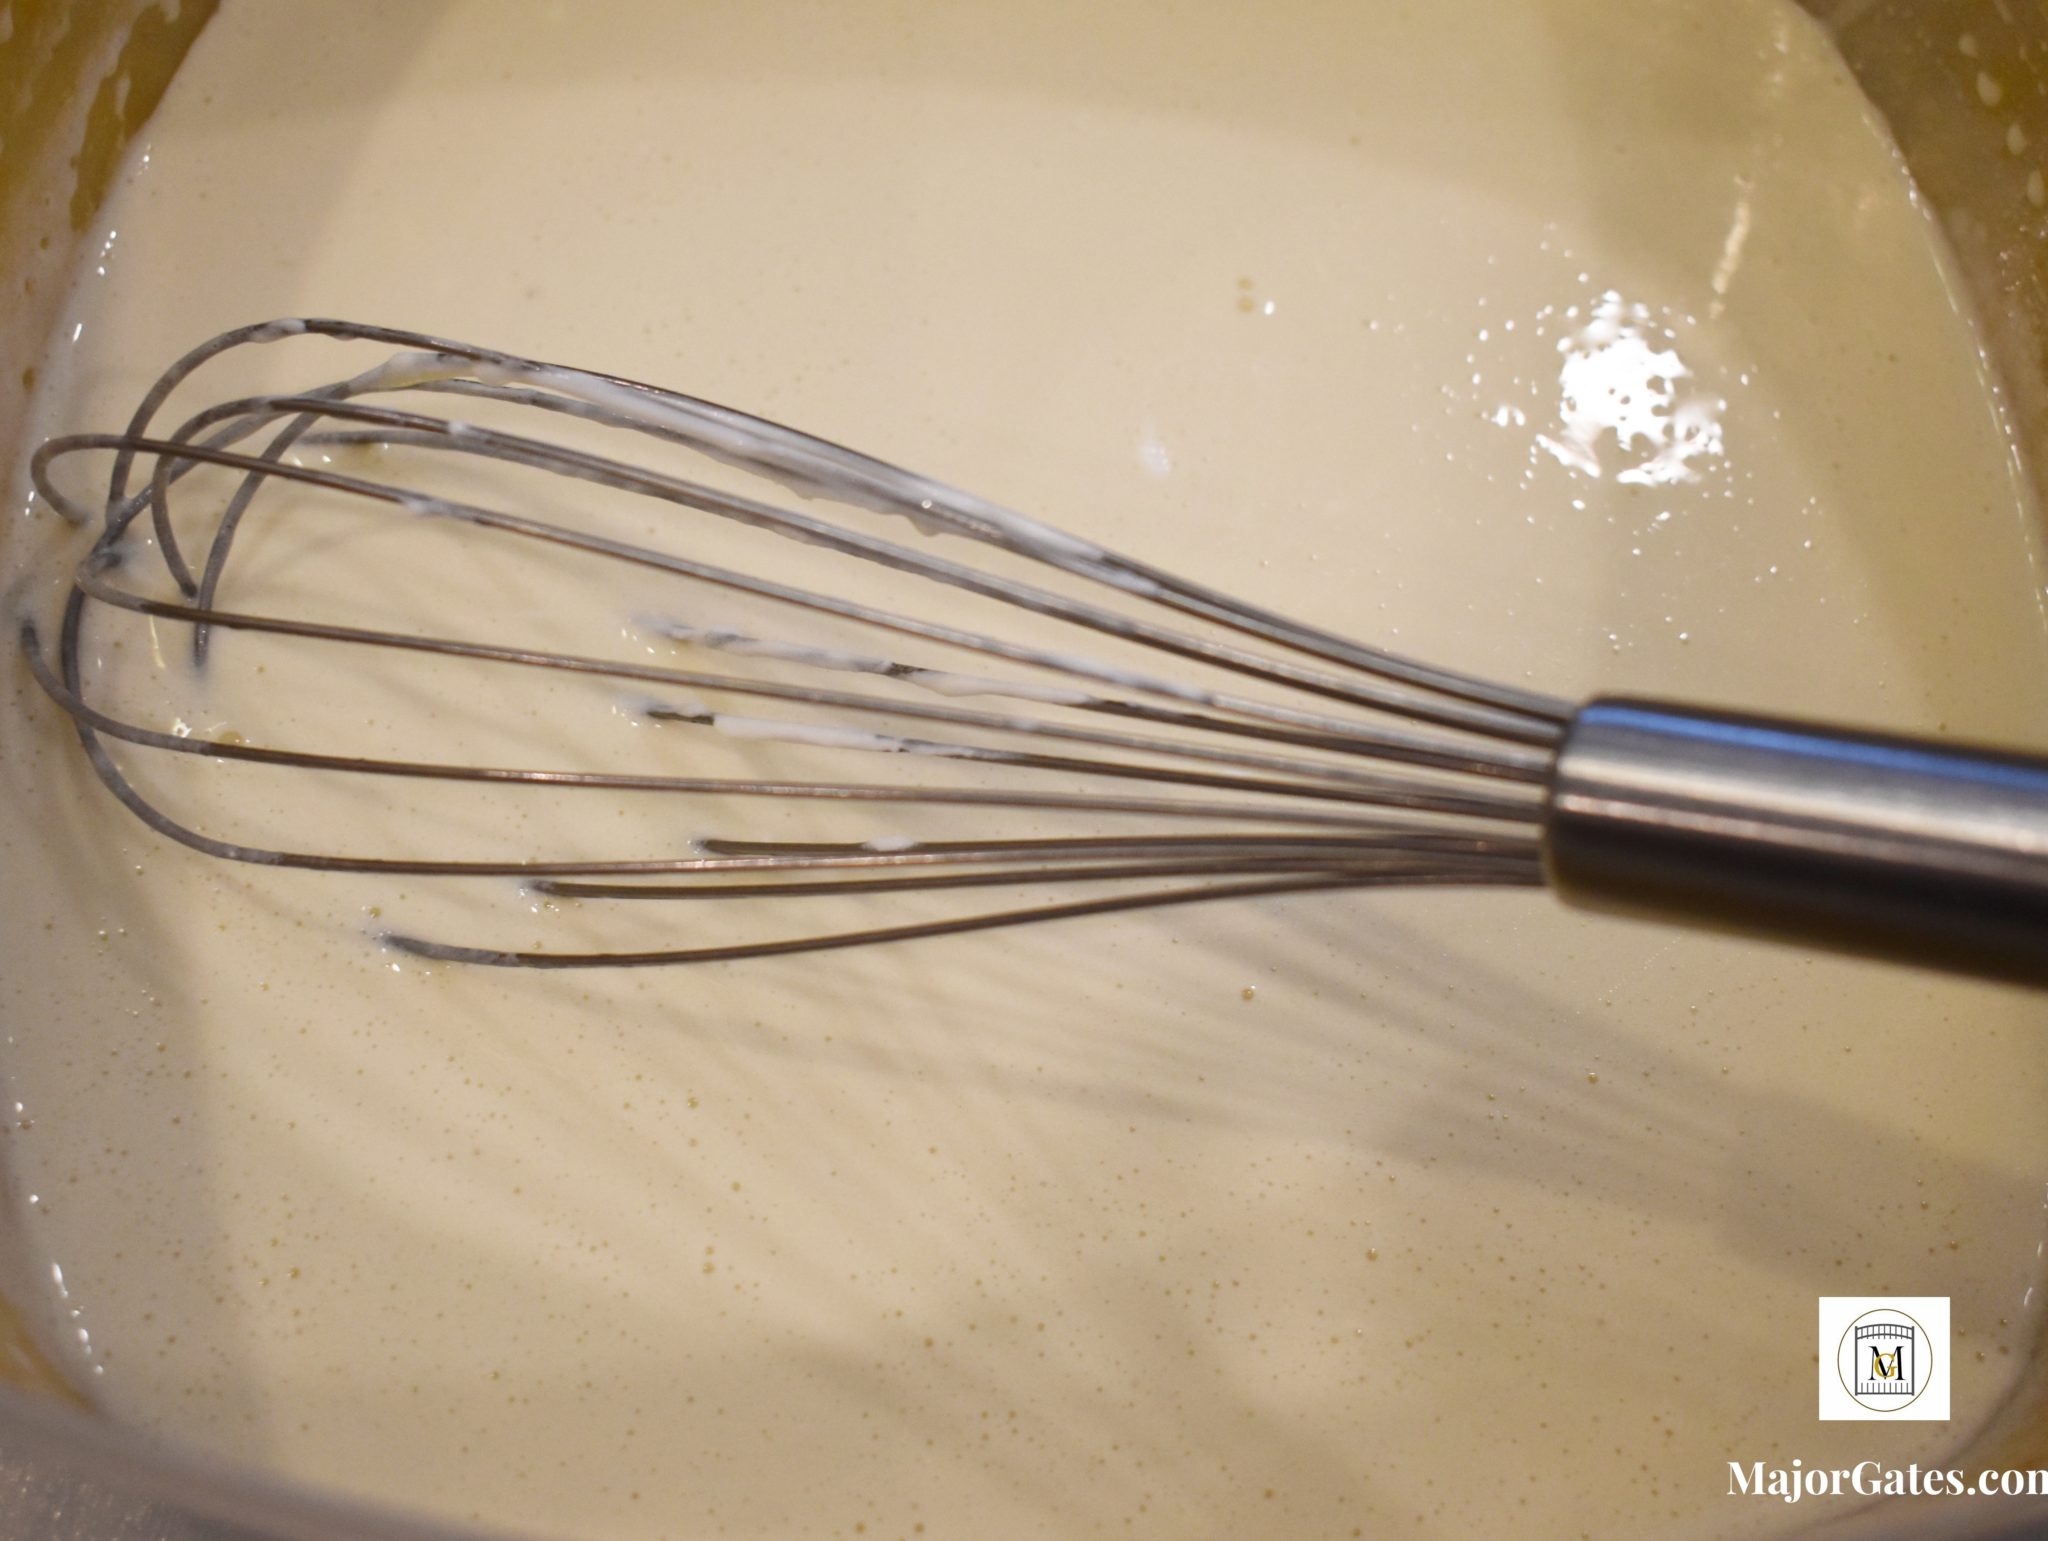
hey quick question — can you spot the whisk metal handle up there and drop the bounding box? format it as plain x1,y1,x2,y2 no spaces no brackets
1545,698,2048,987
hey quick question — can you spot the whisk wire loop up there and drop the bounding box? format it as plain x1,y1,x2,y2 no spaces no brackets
23,319,1561,965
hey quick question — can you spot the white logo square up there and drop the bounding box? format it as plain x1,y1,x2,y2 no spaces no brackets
1818,1296,1949,1421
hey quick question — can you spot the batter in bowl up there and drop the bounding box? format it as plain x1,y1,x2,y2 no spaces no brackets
5,1,2048,1536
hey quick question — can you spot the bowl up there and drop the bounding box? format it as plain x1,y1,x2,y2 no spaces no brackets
3,3,2046,1534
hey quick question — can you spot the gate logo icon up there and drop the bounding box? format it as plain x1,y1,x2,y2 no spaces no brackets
1850,1319,1915,1402
1818,1298,1949,1421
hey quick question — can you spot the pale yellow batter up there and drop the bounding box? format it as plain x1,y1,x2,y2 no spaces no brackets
5,2,2048,1537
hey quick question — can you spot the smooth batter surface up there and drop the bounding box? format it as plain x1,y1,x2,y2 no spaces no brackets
6,2,2048,1536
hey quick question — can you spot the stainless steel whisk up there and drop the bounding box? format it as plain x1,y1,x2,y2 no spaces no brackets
20,319,2048,983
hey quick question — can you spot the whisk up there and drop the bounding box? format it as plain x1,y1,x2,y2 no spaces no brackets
19,319,2048,984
